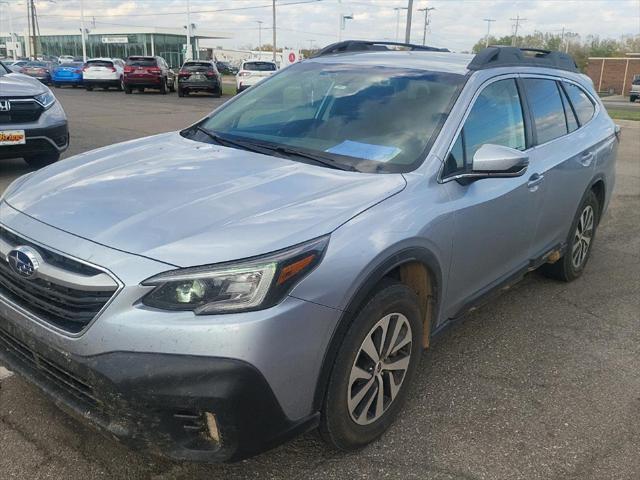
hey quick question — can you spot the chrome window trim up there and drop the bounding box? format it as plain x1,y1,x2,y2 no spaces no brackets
438,72,601,184
0,222,124,338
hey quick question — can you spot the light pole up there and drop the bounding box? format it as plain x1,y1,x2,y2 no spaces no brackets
393,7,407,42
185,0,192,60
338,14,353,42
257,20,263,53
483,18,495,47
80,0,87,62
418,6,435,46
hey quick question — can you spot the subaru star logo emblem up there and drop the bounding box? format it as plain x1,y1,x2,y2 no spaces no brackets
6,246,40,279
0,100,10,112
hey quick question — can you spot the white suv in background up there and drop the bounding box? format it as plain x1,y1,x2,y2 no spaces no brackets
83,58,126,91
235,59,277,93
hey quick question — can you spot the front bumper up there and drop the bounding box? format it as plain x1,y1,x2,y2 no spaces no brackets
0,319,318,462
0,122,68,160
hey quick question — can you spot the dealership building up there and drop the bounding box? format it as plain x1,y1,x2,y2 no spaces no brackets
1,26,229,66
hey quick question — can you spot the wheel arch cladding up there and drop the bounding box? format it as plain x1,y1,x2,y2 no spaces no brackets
590,178,605,219
312,247,442,411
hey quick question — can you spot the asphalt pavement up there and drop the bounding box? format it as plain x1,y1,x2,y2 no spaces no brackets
0,88,638,480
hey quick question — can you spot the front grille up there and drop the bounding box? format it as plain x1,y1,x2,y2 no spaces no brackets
0,98,44,123
0,326,99,408
0,228,118,333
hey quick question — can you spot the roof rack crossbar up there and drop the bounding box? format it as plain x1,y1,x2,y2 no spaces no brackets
313,40,450,57
468,46,579,73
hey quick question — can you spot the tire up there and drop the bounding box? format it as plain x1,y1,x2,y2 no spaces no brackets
541,190,600,282
72,84,78,88
178,88,186,97
52,83,59,88
160,78,168,94
124,85,132,94
23,153,60,169
631,96,638,103
213,86,222,98
118,77,125,91
169,78,176,92
319,280,423,451
86,85,94,91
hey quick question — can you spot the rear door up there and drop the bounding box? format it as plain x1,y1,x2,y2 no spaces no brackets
442,77,545,314
520,77,599,257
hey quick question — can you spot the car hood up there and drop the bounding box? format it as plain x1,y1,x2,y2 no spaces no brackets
0,73,48,96
5,132,406,267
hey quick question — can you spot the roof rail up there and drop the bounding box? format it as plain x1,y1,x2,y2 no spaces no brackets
468,46,579,72
313,40,450,57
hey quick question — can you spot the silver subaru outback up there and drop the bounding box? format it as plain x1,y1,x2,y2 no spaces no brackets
0,43,619,462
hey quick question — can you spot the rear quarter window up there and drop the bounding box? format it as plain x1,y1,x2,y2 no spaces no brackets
563,83,595,126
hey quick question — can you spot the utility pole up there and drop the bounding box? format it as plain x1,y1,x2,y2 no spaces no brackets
483,18,495,47
80,0,87,62
418,6,435,46
338,14,353,42
404,0,413,43
393,7,407,42
510,14,526,46
272,0,276,62
257,20,263,53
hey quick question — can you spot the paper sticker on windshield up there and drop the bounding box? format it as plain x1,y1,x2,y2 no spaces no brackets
326,141,401,162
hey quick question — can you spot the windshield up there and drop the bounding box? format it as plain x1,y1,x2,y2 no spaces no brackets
243,61,276,71
200,61,464,173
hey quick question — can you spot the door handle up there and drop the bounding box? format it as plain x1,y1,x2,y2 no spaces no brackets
580,151,595,167
527,173,544,191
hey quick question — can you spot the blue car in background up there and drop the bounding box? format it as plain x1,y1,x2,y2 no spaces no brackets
52,62,84,87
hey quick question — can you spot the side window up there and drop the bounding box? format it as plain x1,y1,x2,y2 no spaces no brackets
559,85,579,133
443,79,525,177
563,83,595,126
523,78,567,145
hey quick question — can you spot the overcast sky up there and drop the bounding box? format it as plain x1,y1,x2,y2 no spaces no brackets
1,0,638,52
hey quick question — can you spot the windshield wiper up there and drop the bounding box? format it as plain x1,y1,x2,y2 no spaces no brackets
195,126,357,172
195,126,274,156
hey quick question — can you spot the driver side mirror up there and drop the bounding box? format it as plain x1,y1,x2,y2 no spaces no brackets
455,144,528,183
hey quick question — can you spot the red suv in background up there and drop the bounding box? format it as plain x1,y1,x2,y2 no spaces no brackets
123,56,176,94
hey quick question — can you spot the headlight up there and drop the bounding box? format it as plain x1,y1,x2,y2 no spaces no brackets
34,90,56,109
141,235,329,314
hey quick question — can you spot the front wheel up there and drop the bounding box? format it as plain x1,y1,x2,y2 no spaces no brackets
631,96,638,103
319,280,423,450
169,78,176,92
541,190,600,282
23,153,60,169
86,85,94,91
160,78,168,94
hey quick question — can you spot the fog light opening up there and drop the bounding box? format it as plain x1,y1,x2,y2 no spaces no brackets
204,412,221,444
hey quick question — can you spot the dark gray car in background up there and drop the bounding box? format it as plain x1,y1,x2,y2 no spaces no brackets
177,60,222,97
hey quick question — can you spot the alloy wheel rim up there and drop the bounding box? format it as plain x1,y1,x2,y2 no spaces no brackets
572,205,594,269
347,313,412,425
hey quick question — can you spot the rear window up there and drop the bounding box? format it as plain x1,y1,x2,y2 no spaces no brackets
60,62,84,68
243,62,276,71
127,57,157,67
87,60,114,68
182,62,214,71
26,62,47,67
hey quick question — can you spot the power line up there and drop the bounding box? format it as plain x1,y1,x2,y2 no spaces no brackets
37,0,323,18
